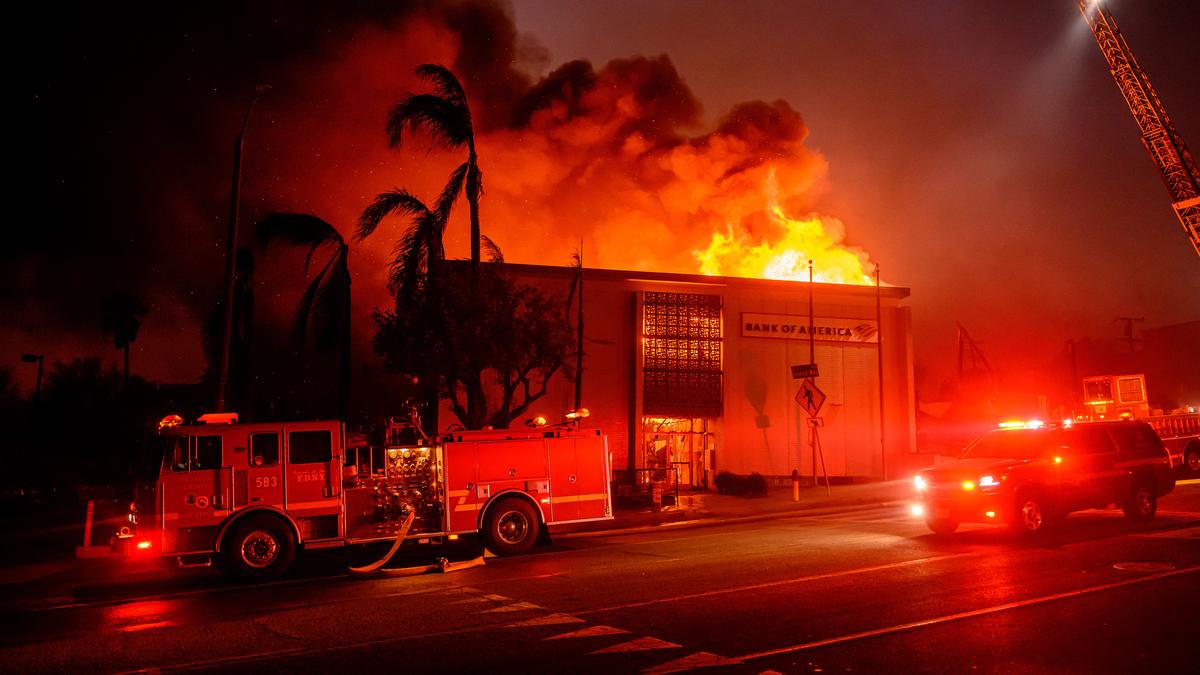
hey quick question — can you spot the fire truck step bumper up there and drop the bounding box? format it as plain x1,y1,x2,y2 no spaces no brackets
175,553,213,568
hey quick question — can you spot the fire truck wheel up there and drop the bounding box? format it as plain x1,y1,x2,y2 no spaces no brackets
222,515,296,579
1122,477,1157,522
1185,445,1200,475
483,498,540,556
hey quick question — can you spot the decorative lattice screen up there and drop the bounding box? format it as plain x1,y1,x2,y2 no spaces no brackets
642,292,723,417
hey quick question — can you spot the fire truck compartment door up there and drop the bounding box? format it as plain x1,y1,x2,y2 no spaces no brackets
284,427,341,527
547,438,580,522
477,438,547,483
443,441,480,532
547,435,610,523
573,434,611,521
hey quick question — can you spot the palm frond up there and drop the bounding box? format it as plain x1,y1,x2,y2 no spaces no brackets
292,269,325,347
357,189,432,240
386,94,471,151
257,213,342,248
481,235,504,264
435,162,469,223
415,64,468,107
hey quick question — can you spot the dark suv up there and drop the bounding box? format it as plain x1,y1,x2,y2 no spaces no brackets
914,420,1175,535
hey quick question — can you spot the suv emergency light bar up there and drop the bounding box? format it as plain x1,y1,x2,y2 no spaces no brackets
197,413,239,425
997,420,1045,430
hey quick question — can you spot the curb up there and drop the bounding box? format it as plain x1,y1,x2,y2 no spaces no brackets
555,499,907,540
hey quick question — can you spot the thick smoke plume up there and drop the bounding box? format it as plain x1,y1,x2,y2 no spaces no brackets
12,0,868,389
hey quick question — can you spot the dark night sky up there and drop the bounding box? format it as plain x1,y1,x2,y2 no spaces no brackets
8,0,1199,400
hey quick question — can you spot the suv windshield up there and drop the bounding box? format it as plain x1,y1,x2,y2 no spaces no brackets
960,430,1057,460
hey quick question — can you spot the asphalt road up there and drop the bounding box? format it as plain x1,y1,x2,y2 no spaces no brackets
3,484,1198,674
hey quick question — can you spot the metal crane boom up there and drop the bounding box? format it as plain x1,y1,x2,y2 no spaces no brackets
1077,0,1200,259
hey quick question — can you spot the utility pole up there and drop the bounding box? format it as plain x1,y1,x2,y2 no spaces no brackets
1114,316,1144,352
215,84,269,412
875,265,885,480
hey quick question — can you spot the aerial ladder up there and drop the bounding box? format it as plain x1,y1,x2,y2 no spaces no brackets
1076,0,1200,259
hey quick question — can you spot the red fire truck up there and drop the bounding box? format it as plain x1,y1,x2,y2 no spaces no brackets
1079,374,1200,474
119,412,612,578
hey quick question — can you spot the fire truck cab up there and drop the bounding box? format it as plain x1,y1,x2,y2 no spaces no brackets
127,414,612,578
1078,374,1200,474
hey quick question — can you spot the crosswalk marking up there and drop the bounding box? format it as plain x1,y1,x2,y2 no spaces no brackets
545,625,629,640
481,601,544,613
641,651,744,673
505,613,585,628
589,637,681,654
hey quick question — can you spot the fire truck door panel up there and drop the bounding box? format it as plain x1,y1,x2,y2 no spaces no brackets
284,429,340,528
574,435,611,521
547,438,579,522
442,441,480,532
161,471,224,553
477,439,547,483
243,430,284,508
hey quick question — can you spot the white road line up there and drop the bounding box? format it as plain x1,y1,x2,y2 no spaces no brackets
574,553,977,616
733,564,1200,663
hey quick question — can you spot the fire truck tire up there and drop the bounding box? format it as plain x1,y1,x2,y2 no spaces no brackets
1122,477,1157,522
482,498,540,556
1185,444,1200,475
221,515,296,580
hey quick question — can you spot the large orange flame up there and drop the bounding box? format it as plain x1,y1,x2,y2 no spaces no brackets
694,205,875,285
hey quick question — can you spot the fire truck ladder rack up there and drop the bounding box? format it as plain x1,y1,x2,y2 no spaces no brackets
1078,0,1200,258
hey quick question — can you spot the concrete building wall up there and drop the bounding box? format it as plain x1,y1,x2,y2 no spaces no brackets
442,263,915,483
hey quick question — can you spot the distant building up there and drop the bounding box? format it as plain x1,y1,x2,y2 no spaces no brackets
444,264,916,488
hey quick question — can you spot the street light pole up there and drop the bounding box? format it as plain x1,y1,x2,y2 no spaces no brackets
215,85,269,412
20,353,43,412
807,259,815,365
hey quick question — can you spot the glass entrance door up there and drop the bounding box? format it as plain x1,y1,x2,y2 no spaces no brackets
641,417,711,490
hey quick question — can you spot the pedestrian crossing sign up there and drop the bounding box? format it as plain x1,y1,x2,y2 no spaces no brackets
795,378,826,417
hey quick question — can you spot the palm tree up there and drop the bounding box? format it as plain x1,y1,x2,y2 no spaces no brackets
358,188,451,434
257,213,352,421
100,291,148,388
386,64,482,274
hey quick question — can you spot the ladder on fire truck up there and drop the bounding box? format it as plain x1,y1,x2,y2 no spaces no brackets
1077,0,1200,259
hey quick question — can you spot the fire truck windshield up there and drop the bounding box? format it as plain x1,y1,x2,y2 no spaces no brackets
960,430,1057,460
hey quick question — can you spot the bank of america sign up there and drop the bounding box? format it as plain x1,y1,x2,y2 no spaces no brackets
741,313,878,344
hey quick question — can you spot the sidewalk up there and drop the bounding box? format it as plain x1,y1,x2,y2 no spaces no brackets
554,478,914,537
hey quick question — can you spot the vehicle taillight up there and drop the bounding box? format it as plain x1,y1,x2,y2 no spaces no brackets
136,540,152,550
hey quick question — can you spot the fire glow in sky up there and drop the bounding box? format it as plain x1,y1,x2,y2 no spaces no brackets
9,0,1199,393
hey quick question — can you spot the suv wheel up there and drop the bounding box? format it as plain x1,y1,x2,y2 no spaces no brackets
925,517,959,535
1009,491,1048,535
1122,477,1157,522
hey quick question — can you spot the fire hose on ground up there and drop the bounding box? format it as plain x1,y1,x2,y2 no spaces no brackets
348,510,487,576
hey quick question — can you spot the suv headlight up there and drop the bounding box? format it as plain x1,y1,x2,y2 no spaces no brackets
979,475,1000,487
914,475,927,491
